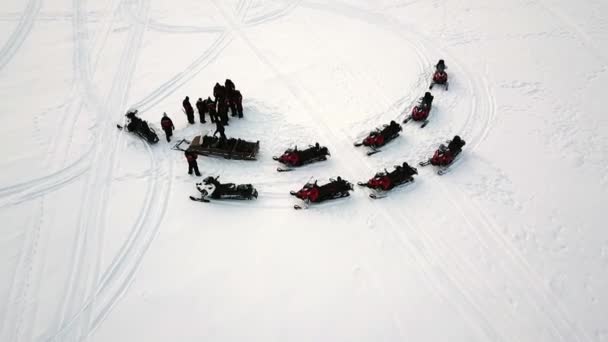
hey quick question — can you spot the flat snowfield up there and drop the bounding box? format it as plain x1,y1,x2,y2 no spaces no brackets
1,0,607,341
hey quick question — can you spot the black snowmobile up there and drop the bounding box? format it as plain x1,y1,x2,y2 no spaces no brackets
190,176,258,202
118,109,159,144
273,143,330,172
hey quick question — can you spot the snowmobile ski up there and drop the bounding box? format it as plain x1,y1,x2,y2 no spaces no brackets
272,156,280,161
419,160,432,167
420,120,429,128
402,115,412,124
367,149,381,156
353,142,364,147
357,181,368,186
369,193,387,199
277,167,294,172
189,196,210,202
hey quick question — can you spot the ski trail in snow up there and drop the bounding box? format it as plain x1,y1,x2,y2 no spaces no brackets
0,202,44,342
243,0,303,27
0,0,125,209
209,2,487,339
366,4,591,340
0,0,42,72
51,0,152,340
55,1,261,339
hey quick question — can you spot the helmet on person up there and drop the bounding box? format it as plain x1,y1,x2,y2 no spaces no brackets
163,112,167,117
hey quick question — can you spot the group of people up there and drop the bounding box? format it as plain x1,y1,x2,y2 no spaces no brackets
146,79,244,176
182,79,244,126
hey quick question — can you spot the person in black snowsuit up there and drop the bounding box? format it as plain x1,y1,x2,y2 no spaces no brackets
183,96,195,124
447,135,465,155
196,98,207,123
205,97,217,123
126,111,142,132
185,151,201,176
160,113,175,142
213,120,227,141
225,79,235,92
213,83,225,104
421,91,434,108
217,97,230,125
230,90,243,118
435,59,447,72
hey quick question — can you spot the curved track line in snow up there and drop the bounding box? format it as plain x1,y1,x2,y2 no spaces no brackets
55,1,263,338
51,0,152,340
334,2,591,340
0,0,42,72
209,2,496,338
243,0,303,27
131,31,233,113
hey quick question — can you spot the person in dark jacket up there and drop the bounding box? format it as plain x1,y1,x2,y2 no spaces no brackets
435,59,447,72
213,120,227,141
183,96,195,124
205,97,217,123
447,135,465,155
217,97,230,125
196,98,207,123
225,79,235,92
185,150,201,176
213,83,225,104
229,90,243,118
160,113,175,142
421,91,434,108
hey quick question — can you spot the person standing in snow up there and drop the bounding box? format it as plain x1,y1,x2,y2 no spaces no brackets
217,96,230,125
160,112,175,142
196,98,207,123
183,96,195,124
205,97,217,123
213,82,225,104
185,150,201,176
229,90,243,118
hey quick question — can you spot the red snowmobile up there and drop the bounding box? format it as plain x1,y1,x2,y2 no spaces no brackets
403,92,433,128
419,135,465,175
358,163,418,198
290,177,354,209
430,59,449,90
354,120,402,155
273,143,330,172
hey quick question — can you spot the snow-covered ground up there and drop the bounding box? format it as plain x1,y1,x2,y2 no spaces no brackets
1,0,607,341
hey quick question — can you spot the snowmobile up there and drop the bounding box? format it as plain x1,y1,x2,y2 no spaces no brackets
403,97,432,128
419,136,466,175
429,70,448,90
273,143,330,172
118,109,160,144
189,176,258,202
354,120,402,155
358,163,417,198
290,177,354,209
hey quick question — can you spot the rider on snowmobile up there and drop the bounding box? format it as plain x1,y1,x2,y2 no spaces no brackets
435,59,447,72
421,92,434,108
447,135,465,155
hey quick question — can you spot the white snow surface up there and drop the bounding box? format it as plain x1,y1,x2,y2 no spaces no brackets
1,0,607,341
